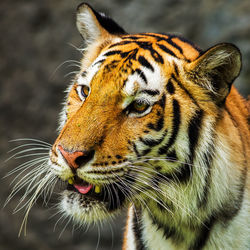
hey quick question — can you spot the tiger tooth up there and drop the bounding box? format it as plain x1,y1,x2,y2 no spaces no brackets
95,185,101,193
68,178,74,185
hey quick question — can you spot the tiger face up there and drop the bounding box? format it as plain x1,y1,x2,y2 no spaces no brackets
49,3,241,225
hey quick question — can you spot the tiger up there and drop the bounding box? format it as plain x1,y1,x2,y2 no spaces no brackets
11,2,250,250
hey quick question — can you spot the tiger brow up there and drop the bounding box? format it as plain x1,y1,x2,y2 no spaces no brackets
139,89,160,96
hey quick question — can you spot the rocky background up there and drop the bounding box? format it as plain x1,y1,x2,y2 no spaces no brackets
0,0,250,249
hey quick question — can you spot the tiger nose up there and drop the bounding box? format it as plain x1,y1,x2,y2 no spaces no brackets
58,145,95,169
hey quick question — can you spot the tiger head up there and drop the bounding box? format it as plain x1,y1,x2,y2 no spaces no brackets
49,3,241,224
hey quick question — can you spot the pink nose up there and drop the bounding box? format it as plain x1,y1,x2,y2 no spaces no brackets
58,145,85,169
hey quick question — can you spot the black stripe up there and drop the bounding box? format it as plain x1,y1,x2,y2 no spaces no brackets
138,56,154,71
104,50,134,59
138,33,171,45
110,59,120,66
122,36,142,40
108,40,133,48
166,79,175,95
147,116,164,131
139,130,167,147
173,63,180,76
132,210,146,250
189,215,216,250
188,109,204,159
135,41,164,64
149,213,178,241
124,33,202,56
173,163,192,183
157,94,166,109
166,150,177,161
122,78,128,87
163,162,192,183
88,166,127,174
124,171,136,186
138,33,187,55
171,74,199,108
138,33,167,41
151,49,164,64
103,59,120,72
157,43,177,58
104,50,122,57
152,162,191,189
155,198,174,212
123,49,138,62
141,148,151,156
154,33,184,54
149,33,184,54
158,99,180,154
197,141,215,208
133,142,140,157
135,68,148,84
93,59,105,66
140,89,160,96
167,37,183,54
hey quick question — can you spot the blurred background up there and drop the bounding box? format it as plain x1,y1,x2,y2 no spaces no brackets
0,0,249,249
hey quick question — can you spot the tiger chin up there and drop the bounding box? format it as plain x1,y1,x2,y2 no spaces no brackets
45,2,250,250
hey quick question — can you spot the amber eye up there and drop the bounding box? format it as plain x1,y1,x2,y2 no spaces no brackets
130,100,150,114
80,85,90,98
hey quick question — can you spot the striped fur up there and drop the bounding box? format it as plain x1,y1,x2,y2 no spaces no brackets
47,3,250,249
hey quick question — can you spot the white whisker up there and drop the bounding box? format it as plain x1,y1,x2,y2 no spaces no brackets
7,143,51,154
64,71,80,78
6,148,49,162
9,138,52,147
50,59,81,80
4,156,48,178
5,138,59,236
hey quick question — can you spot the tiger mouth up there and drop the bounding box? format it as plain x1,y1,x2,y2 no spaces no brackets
65,175,126,211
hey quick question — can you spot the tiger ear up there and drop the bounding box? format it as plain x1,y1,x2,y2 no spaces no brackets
186,43,241,104
76,3,126,45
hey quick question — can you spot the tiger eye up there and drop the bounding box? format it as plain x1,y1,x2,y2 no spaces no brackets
81,85,90,98
133,101,149,113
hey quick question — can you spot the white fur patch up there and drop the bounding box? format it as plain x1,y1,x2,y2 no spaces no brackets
125,206,137,250
122,62,165,112
49,149,73,181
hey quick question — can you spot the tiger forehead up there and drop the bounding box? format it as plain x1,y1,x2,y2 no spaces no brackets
85,46,165,97
105,33,202,62
86,32,201,75
78,33,201,98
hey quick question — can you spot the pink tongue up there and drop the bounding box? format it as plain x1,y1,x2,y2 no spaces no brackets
74,184,93,194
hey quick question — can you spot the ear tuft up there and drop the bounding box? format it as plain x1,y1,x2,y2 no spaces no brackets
76,3,126,45
187,43,242,103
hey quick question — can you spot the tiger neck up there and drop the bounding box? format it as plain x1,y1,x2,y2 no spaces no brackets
125,186,206,250
124,205,200,250
123,111,248,250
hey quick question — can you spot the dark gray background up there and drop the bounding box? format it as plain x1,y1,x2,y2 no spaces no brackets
1,0,249,250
